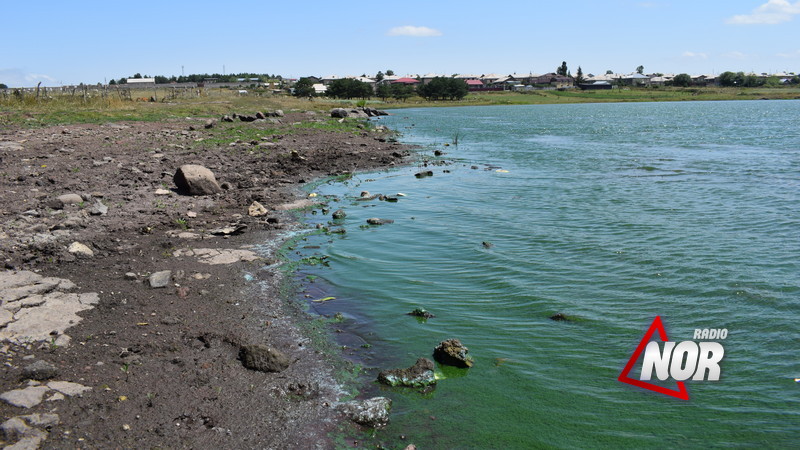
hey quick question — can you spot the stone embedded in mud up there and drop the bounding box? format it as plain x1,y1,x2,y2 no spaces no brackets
22,360,59,381
173,164,223,196
57,194,83,205
378,357,436,387
148,270,172,288
67,242,94,257
337,397,392,428
239,344,291,373
248,201,268,217
433,339,474,368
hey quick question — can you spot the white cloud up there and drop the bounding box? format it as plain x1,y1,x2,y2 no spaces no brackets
777,49,800,58
723,51,748,59
387,25,442,37
0,69,58,87
726,0,800,25
25,73,57,83
682,51,708,60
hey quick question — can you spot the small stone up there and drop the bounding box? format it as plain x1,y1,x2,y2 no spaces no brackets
239,344,291,373
204,119,215,129
186,211,197,218
149,270,172,288
248,201,268,217
332,209,346,220
67,242,94,257
154,188,172,196
124,272,137,280
57,194,83,205
89,199,108,216
22,360,59,381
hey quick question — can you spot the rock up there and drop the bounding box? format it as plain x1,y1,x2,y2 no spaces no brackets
67,242,94,257
19,413,59,427
407,308,435,319
173,164,223,196
332,209,346,220
46,381,91,397
433,339,474,368
221,115,234,122
271,109,284,117
378,358,436,387
549,313,570,322
209,224,247,236
415,170,434,178
248,201,268,217
88,199,108,216
124,272,137,280
255,111,267,120
148,270,172,288
57,194,83,205
44,198,64,210
366,218,394,225
338,397,392,428
0,386,50,408
21,361,59,381
482,241,493,249
238,114,258,122
204,119,215,129
239,344,291,373
330,108,349,118
154,188,172,195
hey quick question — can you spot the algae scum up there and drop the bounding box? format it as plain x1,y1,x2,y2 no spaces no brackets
299,101,800,448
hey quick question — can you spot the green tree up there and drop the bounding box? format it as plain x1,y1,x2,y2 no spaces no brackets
718,71,737,87
385,69,395,76
636,65,645,74
376,83,391,100
375,71,384,82
293,77,315,97
575,66,585,84
557,61,568,76
390,83,414,101
672,73,692,87
154,75,169,84
0,83,7,89
417,77,467,100
132,73,142,79
327,78,373,99
606,70,614,75
108,79,116,86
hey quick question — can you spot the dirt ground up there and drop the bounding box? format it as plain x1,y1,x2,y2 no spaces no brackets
0,111,410,448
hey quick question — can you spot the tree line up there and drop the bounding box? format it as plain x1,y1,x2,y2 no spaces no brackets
293,76,468,101
109,72,282,85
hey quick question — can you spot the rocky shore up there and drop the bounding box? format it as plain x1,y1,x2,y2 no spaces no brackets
0,111,410,448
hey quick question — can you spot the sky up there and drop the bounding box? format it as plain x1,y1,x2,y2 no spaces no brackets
2,0,799,87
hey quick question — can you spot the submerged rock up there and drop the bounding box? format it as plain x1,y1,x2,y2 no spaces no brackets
407,308,435,319
332,209,346,220
549,313,570,322
337,397,392,428
366,218,393,225
433,339,474,368
378,358,436,387
414,170,434,178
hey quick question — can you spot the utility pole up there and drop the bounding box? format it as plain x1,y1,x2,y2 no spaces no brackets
181,65,184,77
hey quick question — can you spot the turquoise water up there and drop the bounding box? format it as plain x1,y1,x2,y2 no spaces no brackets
304,101,800,448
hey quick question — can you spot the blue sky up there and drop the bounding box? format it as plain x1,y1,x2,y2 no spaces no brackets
2,0,799,87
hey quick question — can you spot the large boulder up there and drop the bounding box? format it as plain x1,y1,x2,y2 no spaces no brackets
337,397,391,428
377,357,436,387
330,108,349,118
433,339,474,368
173,165,223,196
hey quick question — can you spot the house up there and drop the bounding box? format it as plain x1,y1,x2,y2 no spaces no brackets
480,73,506,85
454,74,480,81
321,75,341,85
391,77,420,85
420,73,447,84
531,73,574,88
377,75,402,85
126,77,155,85
621,73,651,86
465,79,485,91
312,83,327,94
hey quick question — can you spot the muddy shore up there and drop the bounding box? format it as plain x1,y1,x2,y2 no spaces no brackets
0,112,411,448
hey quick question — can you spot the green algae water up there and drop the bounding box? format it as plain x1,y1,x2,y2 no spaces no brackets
304,101,800,448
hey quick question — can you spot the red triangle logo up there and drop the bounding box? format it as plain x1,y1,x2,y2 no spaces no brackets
618,316,689,400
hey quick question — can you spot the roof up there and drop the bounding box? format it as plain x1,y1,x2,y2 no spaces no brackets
465,79,484,85
392,77,420,84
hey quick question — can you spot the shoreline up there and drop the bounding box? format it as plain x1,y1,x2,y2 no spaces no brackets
0,111,412,447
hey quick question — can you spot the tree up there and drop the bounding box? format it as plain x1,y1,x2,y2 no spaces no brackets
108,79,116,86
417,77,468,100
672,73,692,87
385,69,395,76
390,83,414,101
375,71,384,82
575,66,584,84
327,78,373,99
636,65,644,75
718,71,737,87
132,73,142,79
557,61,568,76
293,77,315,97
606,70,614,75
376,83,391,100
